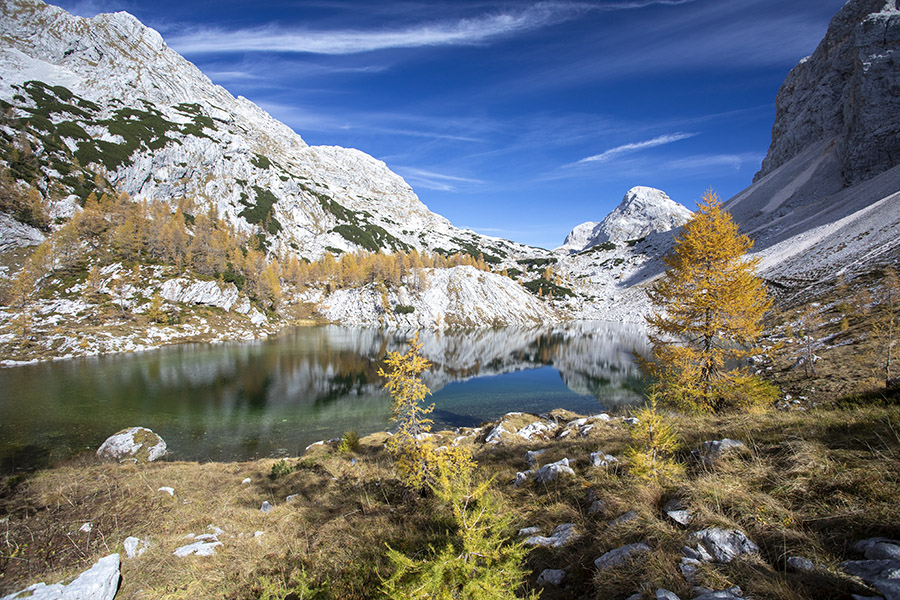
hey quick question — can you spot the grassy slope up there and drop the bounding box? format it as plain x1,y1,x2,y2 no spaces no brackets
1,402,899,600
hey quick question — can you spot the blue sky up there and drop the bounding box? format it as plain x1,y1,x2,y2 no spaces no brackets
57,0,846,249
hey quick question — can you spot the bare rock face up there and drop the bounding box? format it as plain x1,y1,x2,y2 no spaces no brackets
756,0,900,186
559,220,600,253
96,427,167,463
0,553,120,600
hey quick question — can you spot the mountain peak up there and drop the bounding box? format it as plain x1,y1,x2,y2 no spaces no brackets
559,187,692,253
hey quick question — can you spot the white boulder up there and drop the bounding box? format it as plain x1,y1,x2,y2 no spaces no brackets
96,427,167,463
533,458,575,483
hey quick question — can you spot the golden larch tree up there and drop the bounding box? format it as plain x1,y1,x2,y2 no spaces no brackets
645,190,774,412
379,332,435,488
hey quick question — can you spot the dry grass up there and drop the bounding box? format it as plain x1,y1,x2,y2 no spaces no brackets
2,405,900,599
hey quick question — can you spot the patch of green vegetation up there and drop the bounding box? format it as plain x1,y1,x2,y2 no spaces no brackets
221,262,246,290
577,241,618,256
173,102,202,115
336,430,361,454
324,246,344,255
626,237,646,247
313,191,359,225
522,278,575,298
239,186,282,234
269,459,297,480
251,153,271,170
331,223,409,253
75,139,131,172
20,81,92,119
394,304,415,314
179,115,215,139
104,106,178,150
516,257,557,270
58,174,95,204
252,233,270,250
449,237,502,264
21,113,54,133
506,268,523,280
68,103,188,171
55,120,90,140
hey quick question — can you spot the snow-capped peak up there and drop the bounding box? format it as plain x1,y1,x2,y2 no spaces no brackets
559,186,692,253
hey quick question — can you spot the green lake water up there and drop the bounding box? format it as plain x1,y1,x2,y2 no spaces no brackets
0,321,649,473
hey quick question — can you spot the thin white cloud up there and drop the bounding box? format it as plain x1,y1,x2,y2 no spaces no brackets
205,62,389,83
168,4,576,55
574,132,696,165
256,102,486,142
664,152,763,171
397,167,484,192
166,1,698,56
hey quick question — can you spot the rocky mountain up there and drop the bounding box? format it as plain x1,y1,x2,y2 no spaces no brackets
0,0,578,355
557,187,692,254
726,0,900,289
558,221,599,255
562,0,900,303
756,0,900,187
0,0,529,263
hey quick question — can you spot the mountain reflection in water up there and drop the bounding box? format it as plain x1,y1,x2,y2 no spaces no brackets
0,321,648,472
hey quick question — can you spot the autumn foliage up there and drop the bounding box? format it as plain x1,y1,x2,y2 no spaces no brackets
644,190,775,412
379,332,436,489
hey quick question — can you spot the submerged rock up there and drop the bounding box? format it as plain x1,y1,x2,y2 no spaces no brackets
1,553,120,600
96,427,167,463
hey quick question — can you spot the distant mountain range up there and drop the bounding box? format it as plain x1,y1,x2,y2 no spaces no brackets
1,0,898,344
0,0,531,263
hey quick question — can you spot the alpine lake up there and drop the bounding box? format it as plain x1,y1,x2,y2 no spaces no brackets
0,321,649,473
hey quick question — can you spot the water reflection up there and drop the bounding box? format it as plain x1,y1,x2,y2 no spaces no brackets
0,321,648,472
